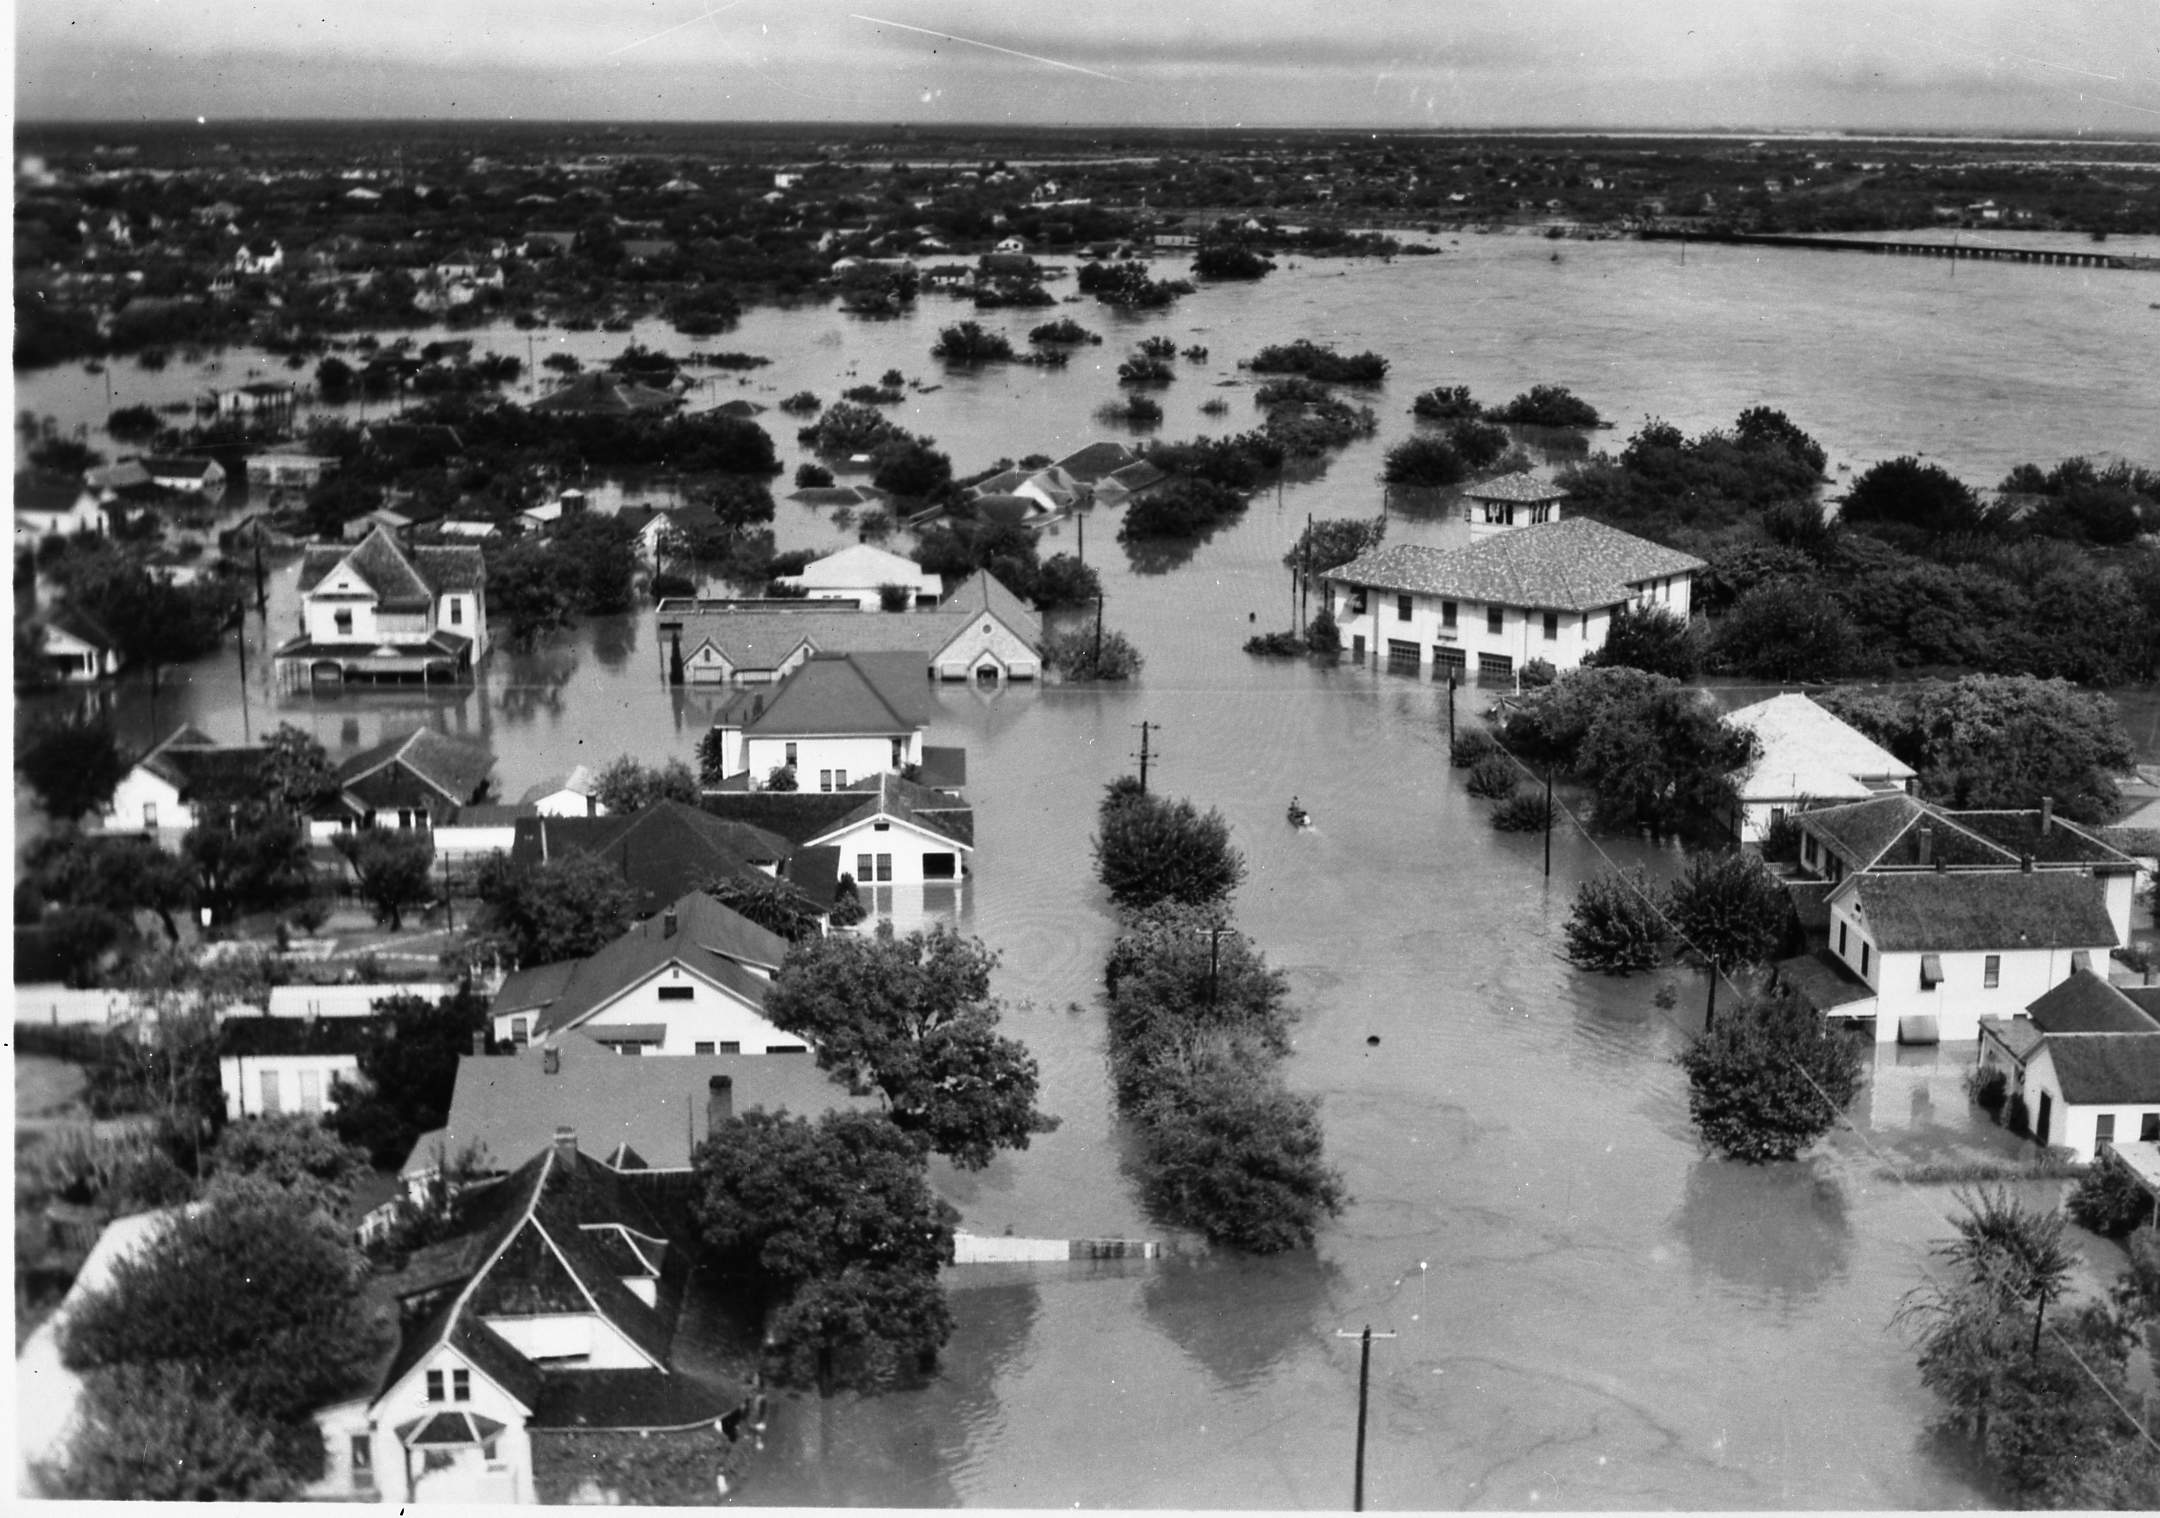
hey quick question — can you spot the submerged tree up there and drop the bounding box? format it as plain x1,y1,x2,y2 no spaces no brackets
1674,992,1864,1164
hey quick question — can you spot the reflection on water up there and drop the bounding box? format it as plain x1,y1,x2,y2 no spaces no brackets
1141,1251,1345,1394
1671,1158,1853,1310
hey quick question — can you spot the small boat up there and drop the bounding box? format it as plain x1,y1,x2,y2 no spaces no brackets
1287,801,1313,829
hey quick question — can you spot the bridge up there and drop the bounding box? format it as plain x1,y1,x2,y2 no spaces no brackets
1641,228,2159,272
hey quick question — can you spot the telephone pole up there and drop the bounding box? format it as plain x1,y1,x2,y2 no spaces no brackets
1335,1326,1397,1511
1134,720,1154,793
1543,768,1554,878
1093,592,1104,667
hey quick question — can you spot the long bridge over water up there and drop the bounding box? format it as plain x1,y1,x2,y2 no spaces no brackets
1641,228,2160,272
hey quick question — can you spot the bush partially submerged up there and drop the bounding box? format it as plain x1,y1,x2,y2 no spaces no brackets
1563,869,1667,973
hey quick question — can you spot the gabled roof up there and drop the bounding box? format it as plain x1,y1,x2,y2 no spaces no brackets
1797,794,2009,872
780,543,938,590
1946,812,2136,871
508,802,791,913
300,525,483,602
2025,970,2160,1034
1051,440,1139,483
2042,1033,2160,1106
1327,518,1705,613
741,653,936,738
1729,694,1914,804
520,765,598,805
45,604,118,650
488,890,787,1038
530,372,681,416
1844,871,2119,955
336,727,496,806
806,771,975,851
15,472,94,516
413,1044,873,1178
135,726,269,801
142,456,220,480
657,568,1039,669
941,568,1042,646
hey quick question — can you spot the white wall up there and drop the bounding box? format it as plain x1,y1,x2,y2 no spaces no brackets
264,983,456,1019
219,1053,362,1121
103,766,188,834
933,618,1040,681
1827,893,2102,1041
1332,587,1602,680
818,816,969,886
2025,1047,2160,1160
365,1344,535,1505
529,962,805,1055
744,734,916,789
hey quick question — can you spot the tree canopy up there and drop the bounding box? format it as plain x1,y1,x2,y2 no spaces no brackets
589,754,701,815
1674,992,1864,1163
329,991,492,1169
1576,684,1757,833
334,827,437,931
1092,781,1247,911
763,922,1055,1170
476,850,637,967
18,712,130,822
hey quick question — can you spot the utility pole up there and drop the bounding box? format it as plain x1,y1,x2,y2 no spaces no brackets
1207,924,1224,1006
1335,1326,1397,1511
253,538,269,620
1076,509,1084,565
1543,767,1554,878
1135,720,1153,793
1446,674,1457,748
234,611,252,743
1705,960,1719,1029
1093,592,1104,668
1301,512,1312,630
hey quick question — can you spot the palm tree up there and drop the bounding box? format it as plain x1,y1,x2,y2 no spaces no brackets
1940,1186,2079,1362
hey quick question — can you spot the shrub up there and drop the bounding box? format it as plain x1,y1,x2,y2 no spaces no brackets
1967,1064,2009,1120
1491,790,1552,832
2066,1159,2153,1237
1587,603,1702,681
1042,627,1144,681
1244,630,1307,657
1466,753,1519,799
1306,606,1341,655
1093,785,1245,911
1563,869,1667,973
1758,810,1805,865
1519,658,1557,690
1449,728,1500,767
1246,340,1388,385
1381,433,1466,487
1411,385,1481,422
1117,356,1175,386
795,461,834,489
1029,318,1099,345
778,390,821,414
1489,384,1601,428
651,572,694,599
1676,993,1867,1163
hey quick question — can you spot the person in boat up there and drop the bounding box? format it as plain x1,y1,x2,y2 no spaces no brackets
1288,796,1308,824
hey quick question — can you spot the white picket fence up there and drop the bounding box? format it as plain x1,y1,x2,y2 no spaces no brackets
951,1231,1161,1264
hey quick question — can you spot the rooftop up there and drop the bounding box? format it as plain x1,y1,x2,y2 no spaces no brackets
1844,870,2119,955
2043,1033,2160,1106
2024,969,2160,1035
1728,694,1915,804
1462,473,1569,504
336,726,496,806
1327,518,1704,613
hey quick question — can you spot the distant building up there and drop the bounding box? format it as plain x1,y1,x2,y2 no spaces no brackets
275,526,488,690
773,543,944,610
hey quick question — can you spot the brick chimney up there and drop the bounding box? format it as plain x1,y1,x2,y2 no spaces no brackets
1916,825,1933,867
542,1042,561,1075
707,1075,734,1137
553,1125,577,1167
663,907,679,939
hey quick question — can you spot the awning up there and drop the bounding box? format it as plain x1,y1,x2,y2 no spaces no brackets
1920,953,1944,987
1898,1015,1941,1046
589,1024,666,1046
396,1411,507,1448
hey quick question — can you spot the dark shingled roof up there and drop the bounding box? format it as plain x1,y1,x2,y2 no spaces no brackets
1797,794,2009,872
300,525,483,602
531,372,681,416
1326,518,1703,614
219,1014,381,1058
336,727,496,806
137,727,270,802
2043,1033,2160,1106
1775,948,1878,1013
2025,970,2160,1034
530,1369,738,1431
742,653,937,737
1947,812,2135,871
509,801,793,914
805,771,975,851
1052,440,1140,483
1847,871,2119,955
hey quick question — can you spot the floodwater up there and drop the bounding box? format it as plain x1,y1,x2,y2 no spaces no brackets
19,234,2159,1506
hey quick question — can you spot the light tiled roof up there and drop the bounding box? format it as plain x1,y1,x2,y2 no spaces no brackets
1326,518,1703,613
1462,473,1569,503
1729,694,1915,804
1845,871,2119,954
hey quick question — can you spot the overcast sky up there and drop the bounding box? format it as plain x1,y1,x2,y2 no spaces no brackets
17,1,2160,134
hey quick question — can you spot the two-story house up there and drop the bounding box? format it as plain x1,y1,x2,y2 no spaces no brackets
1323,518,1704,683
1978,969,2160,1159
703,653,939,791
274,526,487,691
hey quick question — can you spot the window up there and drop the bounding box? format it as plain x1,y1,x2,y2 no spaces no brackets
1984,955,2001,989
695,1042,716,1055
820,770,834,792
785,742,798,767
875,853,893,883
1837,922,1848,958
1396,593,1413,622
426,1370,445,1403
299,1070,322,1114
1351,588,1368,616
1541,612,1559,641
657,985,694,1001
351,1435,374,1484
924,852,957,880
1919,954,1943,990
259,1070,282,1115
1486,606,1503,635
513,1016,531,1049
834,769,847,788
449,597,463,626
2096,1114,2117,1149
452,1369,470,1402
858,853,875,881
1441,601,1458,628
720,1041,741,1054
891,738,906,767
873,821,891,832
1860,943,1871,978
1770,808,1786,828
2142,1113,2159,1143
1476,653,1512,683
143,802,158,829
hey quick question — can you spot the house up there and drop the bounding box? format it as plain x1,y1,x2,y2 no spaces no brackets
1789,792,2139,946
1977,970,2160,1159
34,607,124,682
505,801,806,915
103,724,269,835
308,1140,749,1505
520,766,605,818
1051,441,1142,492
245,448,337,491
967,465,1082,521
530,372,680,417
704,652,937,790
14,473,106,538
232,239,284,275
658,568,1041,687
218,1014,380,1121
311,727,497,836
1093,458,1168,507
140,456,227,494
274,525,488,690
401,1039,874,1192
773,544,943,610
212,380,297,428
798,771,974,887
1463,474,1568,534
1775,869,2120,1044
1323,518,1705,683
484,890,799,1055
1724,694,1917,844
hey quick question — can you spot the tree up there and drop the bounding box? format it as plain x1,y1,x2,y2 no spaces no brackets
487,537,575,649
258,723,339,816
475,850,637,967
1133,1057,1346,1253
1936,1187,2079,1363
39,1365,296,1501
1284,516,1385,583
871,437,954,499
1732,406,1828,474
1577,685,1757,833
1093,783,1247,911
590,754,701,814
61,1185,386,1472
1665,850,1794,1021
1562,869,1667,973
208,1112,372,1214
1033,551,1101,610
763,923,1056,1170
1905,675,2135,823
328,990,490,1169
761,1262,954,1395
1502,664,1675,768
552,510,642,614
334,828,437,931
1710,579,1862,681
1842,456,1991,534
696,727,732,785
25,829,193,942
18,711,129,822
1585,603,1702,681
182,802,312,926
709,873,827,943
1674,992,1864,1163
1041,625,1144,680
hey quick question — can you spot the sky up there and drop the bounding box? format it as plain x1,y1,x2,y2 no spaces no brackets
14,1,2160,135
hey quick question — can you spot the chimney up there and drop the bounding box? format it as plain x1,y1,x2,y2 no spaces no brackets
706,1075,734,1136
553,1125,577,1166
542,1042,561,1076
2041,796,2054,836
471,1029,486,1057
2021,852,2035,874
663,907,679,939
1916,825,1933,867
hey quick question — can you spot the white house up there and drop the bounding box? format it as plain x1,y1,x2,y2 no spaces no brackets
35,608,124,683
1783,869,2120,1044
1977,971,2160,1160
487,891,799,1055
967,464,1082,521
218,1015,378,1121
141,456,227,494
1323,518,1704,684
773,543,944,610
274,526,488,690
1725,693,1917,844
520,766,605,818
14,474,106,538
103,725,268,837
705,653,934,790
803,772,973,886
246,448,337,491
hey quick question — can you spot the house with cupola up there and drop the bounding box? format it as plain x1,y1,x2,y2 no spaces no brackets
275,526,487,690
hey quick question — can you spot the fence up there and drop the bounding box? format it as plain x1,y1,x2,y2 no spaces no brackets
950,1231,1161,1264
